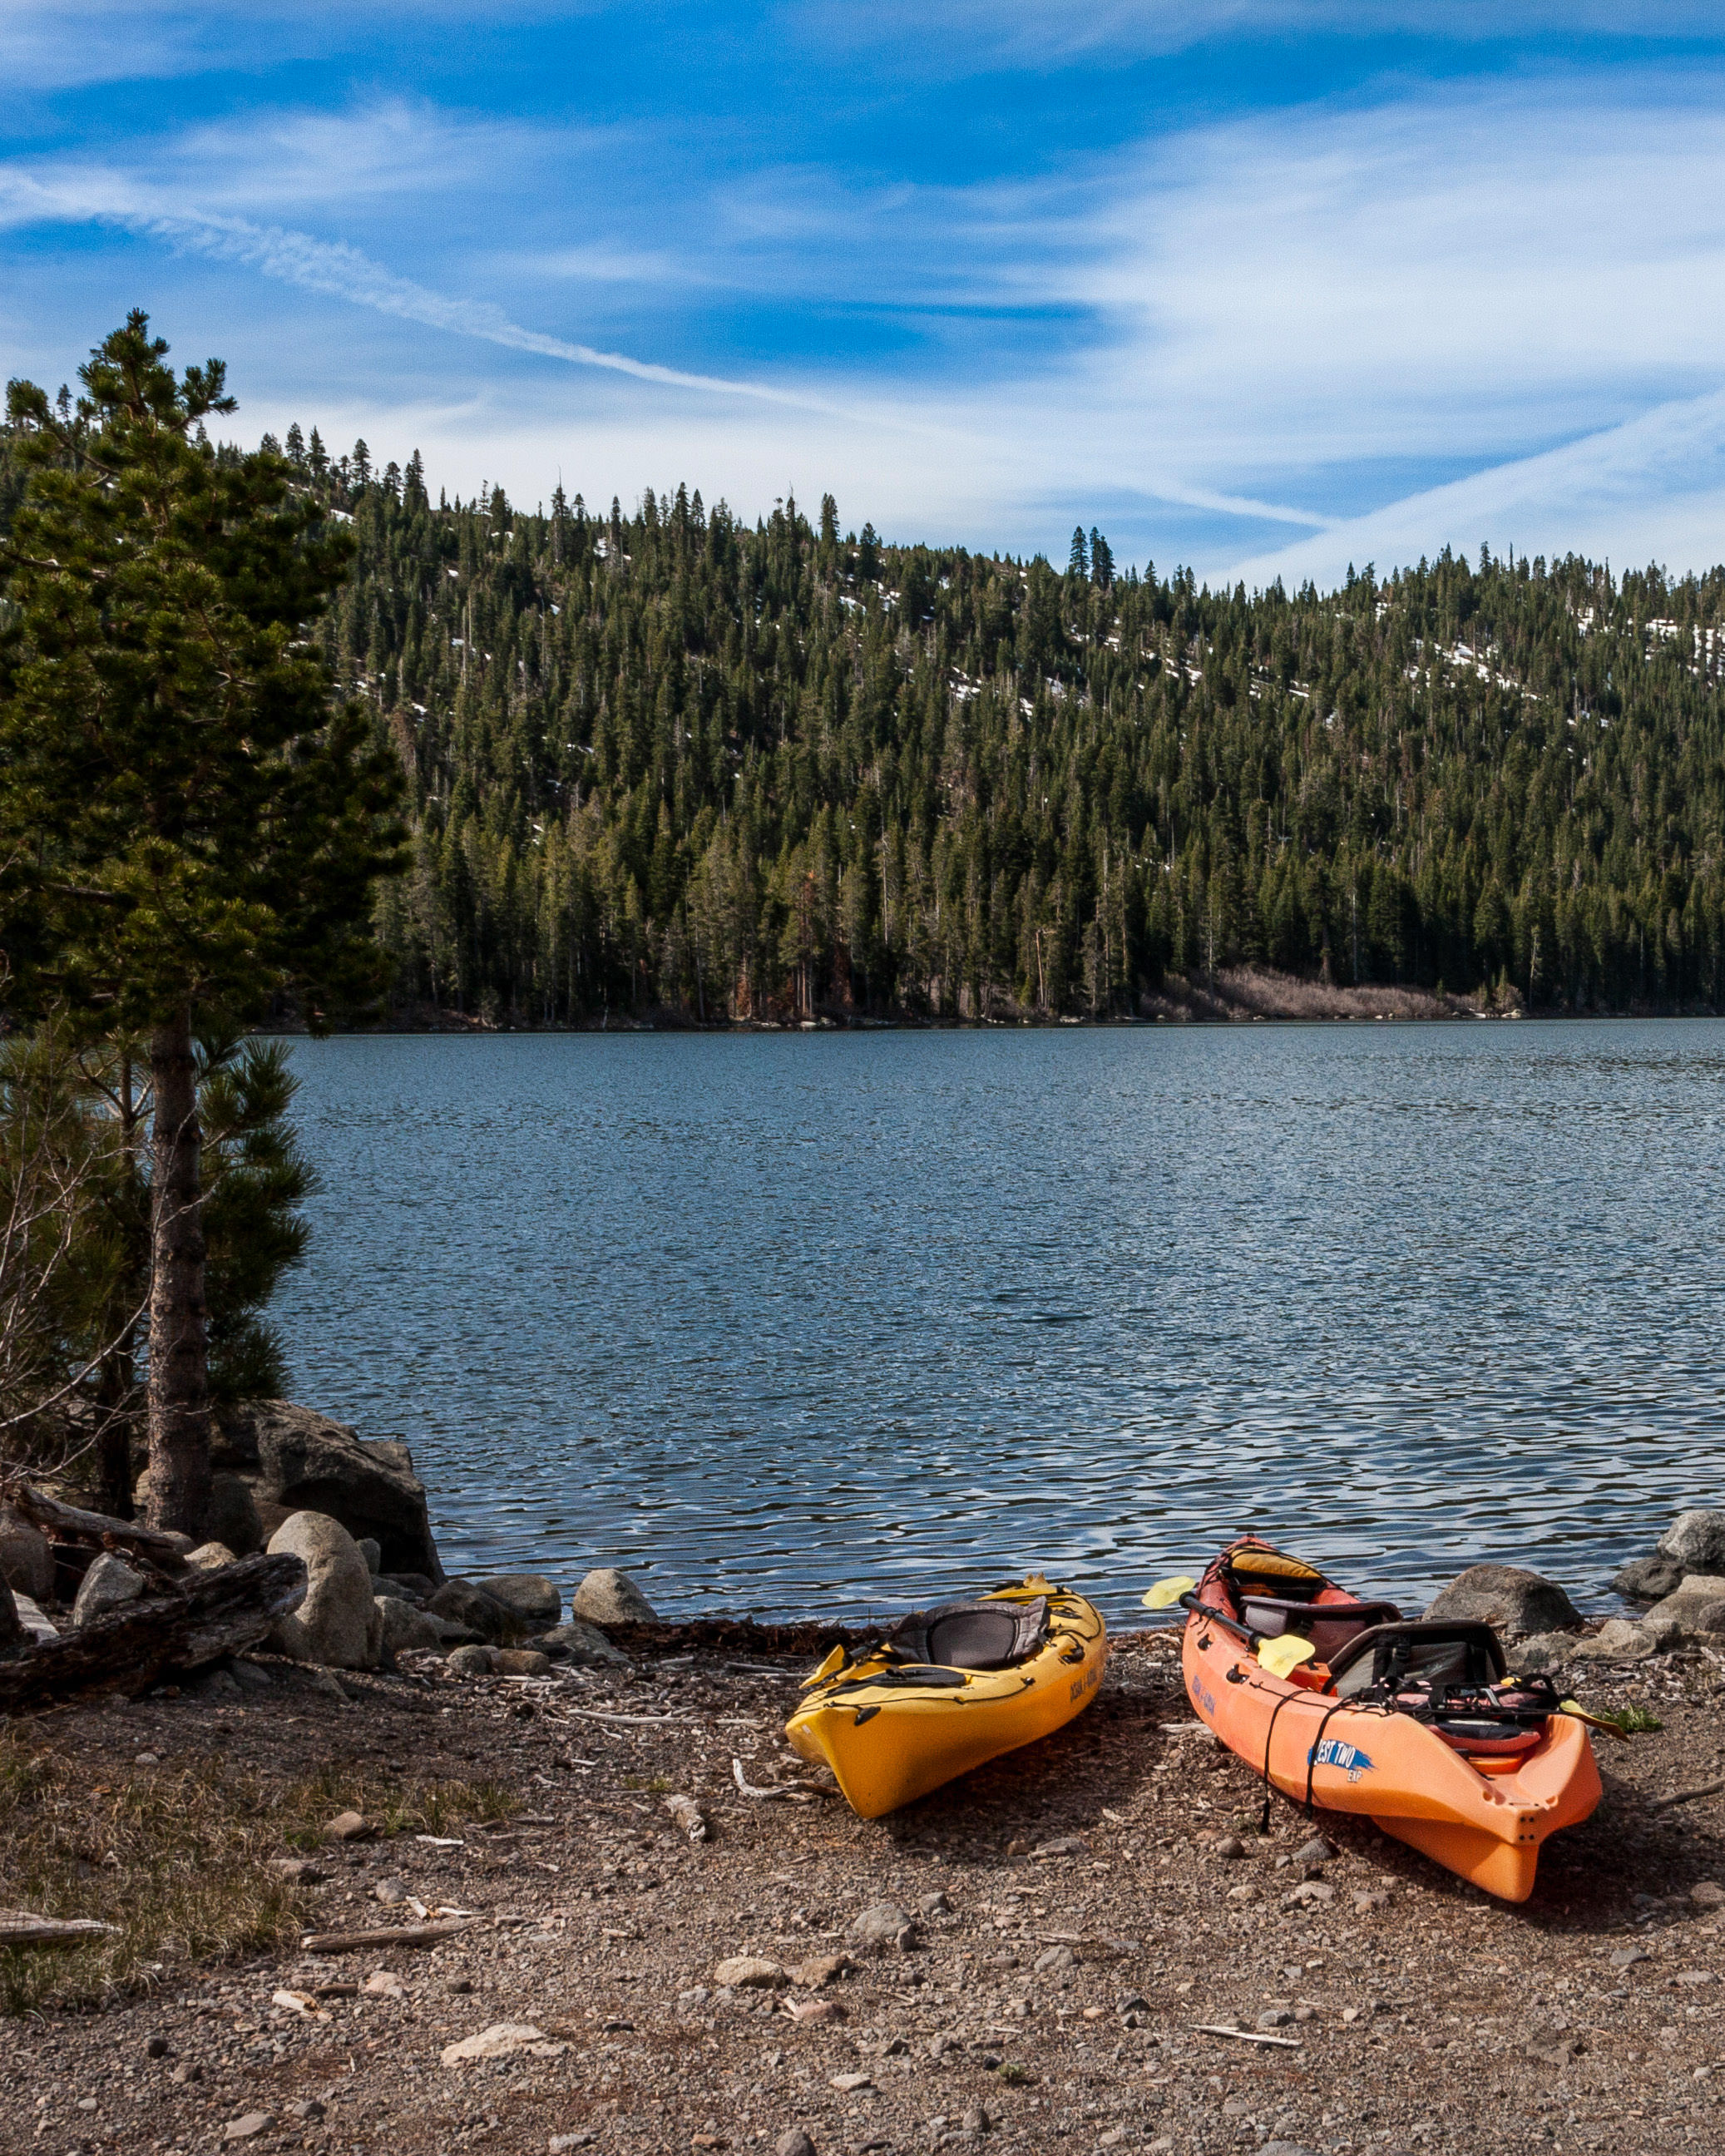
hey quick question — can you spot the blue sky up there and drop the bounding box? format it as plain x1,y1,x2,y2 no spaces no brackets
6,4,1725,586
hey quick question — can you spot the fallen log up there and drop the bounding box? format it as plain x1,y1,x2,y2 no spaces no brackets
0,1910,118,1951
0,1552,307,1713
5,1482,189,1571
299,1919,478,1953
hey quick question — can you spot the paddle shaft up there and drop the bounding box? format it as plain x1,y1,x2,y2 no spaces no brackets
1179,1591,1263,1649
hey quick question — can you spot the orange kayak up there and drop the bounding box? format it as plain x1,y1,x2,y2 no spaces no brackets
1176,1539,1601,1903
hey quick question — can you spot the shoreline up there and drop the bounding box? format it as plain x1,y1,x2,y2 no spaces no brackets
3,1623,1722,2156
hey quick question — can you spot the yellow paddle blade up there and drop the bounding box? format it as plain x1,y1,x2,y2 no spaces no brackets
1141,1575,1197,1611
1558,1699,1632,1743
802,1644,849,1688
1257,1633,1317,1679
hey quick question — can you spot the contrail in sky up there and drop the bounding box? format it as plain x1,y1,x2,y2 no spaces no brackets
0,167,845,414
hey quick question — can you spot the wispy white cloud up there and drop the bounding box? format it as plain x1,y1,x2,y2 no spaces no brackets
1228,388,1725,591
808,1,1725,67
11,67,1725,579
0,2,594,94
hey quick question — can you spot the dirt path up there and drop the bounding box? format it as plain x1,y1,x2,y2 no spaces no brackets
2,1630,1723,2156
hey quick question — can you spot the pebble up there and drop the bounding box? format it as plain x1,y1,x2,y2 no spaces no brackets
774,2133,817,2156
1257,2008,1294,2028
447,1977,474,1994
1293,1835,1335,1868
1033,1945,1075,1972
1214,1835,1247,1859
548,2136,596,2154
171,2064,203,2084
791,1953,848,1988
269,1856,328,1884
848,1903,915,1951
363,1970,407,1998
1258,2144,1319,2156
133,1752,160,1766
1032,1835,1090,1859
324,1809,370,1842
144,2035,170,2060
1674,1970,1714,1987
714,1956,788,1988
440,2023,570,2065
1610,1947,1651,1969
1284,1879,1336,1906
961,2106,990,2133
288,2100,326,2124
492,1648,551,1677
920,1891,952,1915
783,1997,844,2025
221,2115,277,2144
1693,1882,1725,1909
829,2070,872,2092
373,1877,409,1905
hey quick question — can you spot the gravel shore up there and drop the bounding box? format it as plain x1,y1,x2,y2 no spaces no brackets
2,1626,1723,2156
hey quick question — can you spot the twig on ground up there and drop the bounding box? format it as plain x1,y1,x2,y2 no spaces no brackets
1193,2023,1302,2048
1651,1778,1725,1811
730,1758,828,1802
298,1919,479,1953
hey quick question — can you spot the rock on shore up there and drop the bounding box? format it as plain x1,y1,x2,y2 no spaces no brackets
1422,1561,1580,1638
267,1513,383,1670
214,1401,443,1582
572,1567,660,1625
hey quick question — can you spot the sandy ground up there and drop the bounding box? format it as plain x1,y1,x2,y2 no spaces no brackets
2,1627,1723,2156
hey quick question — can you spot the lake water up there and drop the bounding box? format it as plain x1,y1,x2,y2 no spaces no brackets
274,1022,1725,1627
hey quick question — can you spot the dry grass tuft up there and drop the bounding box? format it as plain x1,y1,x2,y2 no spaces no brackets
0,1733,514,2015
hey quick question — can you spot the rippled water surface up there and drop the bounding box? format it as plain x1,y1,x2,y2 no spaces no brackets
274,1023,1725,1624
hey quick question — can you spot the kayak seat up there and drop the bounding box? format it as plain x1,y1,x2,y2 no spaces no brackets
1239,1595,1403,1664
1327,1620,1507,1699
882,1595,1050,1672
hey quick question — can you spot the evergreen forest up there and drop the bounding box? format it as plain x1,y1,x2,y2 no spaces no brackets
8,418,1725,1023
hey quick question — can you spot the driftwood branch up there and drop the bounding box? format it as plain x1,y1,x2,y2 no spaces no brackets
299,1919,478,1953
0,1910,118,1950
5,1481,188,1570
0,1551,306,1713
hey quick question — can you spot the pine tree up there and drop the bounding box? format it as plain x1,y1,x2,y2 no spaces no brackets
0,314,405,1533
1068,525,1089,579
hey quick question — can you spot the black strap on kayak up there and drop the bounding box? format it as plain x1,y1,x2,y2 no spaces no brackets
1258,1689,1302,1835
1303,1701,1351,1814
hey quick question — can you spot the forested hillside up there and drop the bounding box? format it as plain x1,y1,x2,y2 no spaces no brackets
8,418,1725,1021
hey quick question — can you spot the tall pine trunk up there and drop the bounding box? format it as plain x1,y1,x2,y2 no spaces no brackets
95,1053,145,1519
145,1009,210,1535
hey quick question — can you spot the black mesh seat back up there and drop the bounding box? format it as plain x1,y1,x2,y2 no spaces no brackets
1239,1597,1404,1664
884,1596,1049,1671
1327,1621,1506,1699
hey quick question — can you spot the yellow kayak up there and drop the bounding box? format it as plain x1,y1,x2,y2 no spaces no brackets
785,1575,1107,1818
